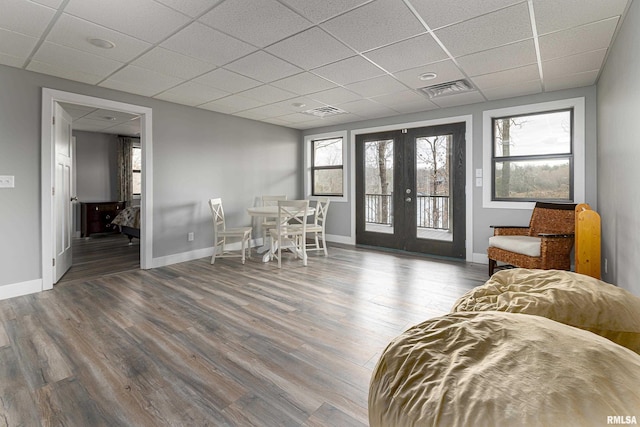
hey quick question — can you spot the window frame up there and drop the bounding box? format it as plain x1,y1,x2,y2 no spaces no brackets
482,98,585,209
491,108,574,202
304,131,348,202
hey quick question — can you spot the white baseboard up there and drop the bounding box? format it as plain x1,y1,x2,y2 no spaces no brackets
325,233,355,245
473,252,489,264
151,239,260,269
0,278,43,301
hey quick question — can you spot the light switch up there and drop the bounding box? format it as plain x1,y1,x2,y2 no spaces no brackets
475,168,483,178
475,177,483,187
0,175,15,188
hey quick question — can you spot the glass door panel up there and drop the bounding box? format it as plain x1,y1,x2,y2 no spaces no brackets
364,139,394,234
415,135,453,242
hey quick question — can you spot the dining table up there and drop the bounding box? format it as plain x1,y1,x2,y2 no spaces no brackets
247,205,315,262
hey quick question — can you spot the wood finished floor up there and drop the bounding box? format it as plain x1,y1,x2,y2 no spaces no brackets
0,240,487,426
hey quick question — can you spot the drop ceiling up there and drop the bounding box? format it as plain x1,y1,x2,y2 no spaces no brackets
1,0,632,130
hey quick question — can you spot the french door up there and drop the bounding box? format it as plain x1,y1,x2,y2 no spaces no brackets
355,122,466,258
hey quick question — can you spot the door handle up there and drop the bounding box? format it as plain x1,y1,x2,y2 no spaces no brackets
405,197,412,202
70,196,78,202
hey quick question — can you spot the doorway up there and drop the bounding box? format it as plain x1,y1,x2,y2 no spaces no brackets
41,88,153,291
355,122,466,259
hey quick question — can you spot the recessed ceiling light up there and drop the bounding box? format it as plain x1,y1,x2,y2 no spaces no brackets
419,72,438,81
88,38,115,49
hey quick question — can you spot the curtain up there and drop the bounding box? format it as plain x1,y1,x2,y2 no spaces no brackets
117,136,133,205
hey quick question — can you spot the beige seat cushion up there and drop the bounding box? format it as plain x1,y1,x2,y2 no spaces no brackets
369,311,640,427
488,235,541,257
452,268,640,354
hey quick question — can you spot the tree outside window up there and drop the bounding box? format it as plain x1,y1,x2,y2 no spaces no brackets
492,109,572,201
312,137,343,196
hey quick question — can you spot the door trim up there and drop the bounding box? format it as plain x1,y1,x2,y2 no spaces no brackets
350,115,473,261
41,88,153,291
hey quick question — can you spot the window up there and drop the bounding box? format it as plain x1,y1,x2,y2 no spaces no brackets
483,98,585,209
312,137,343,196
492,109,573,201
132,145,141,196
305,131,347,201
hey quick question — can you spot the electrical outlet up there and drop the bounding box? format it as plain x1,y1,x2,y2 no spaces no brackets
188,232,194,241
0,175,15,188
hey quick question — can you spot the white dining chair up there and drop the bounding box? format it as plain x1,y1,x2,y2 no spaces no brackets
261,195,287,243
306,198,330,256
208,198,252,265
269,200,309,268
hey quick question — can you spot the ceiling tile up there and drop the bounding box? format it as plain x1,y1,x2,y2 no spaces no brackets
267,96,326,113
471,64,540,90
533,0,629,35
133,47,215,80
199,94,264,114
0,28,38,60
225,51,303,83
542,49,606,78
31,0,64,8
429,91,485,108
308,87,362,105
270,72,338,96
321,0,426,52
482,79,542,100
154,0,220,18
99,65,184,97
0,53,28,68
161,22,256,66
0,0,56,37
538,18,618,61
31,41,124,79
393,60,465,89
65,0,191,44
370,90,438,114
27,60,106,84
544,70,599,91
311,56,384,85
408,0,524,30
238,103,295,119
194,67,261,92
363,34,448,73
47,14,152,63
199,0,312,47
278,0,370,23
434,3,533,57
239,85,297,103
455,39,537,76
344,75,409,98
266,27,354,70
154,81,229,106
338,99,398,117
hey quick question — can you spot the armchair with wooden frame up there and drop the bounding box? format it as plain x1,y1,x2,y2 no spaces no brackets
487,202,576,276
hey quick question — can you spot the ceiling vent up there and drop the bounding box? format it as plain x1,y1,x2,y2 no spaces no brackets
302,105,348,118
419,79,474,98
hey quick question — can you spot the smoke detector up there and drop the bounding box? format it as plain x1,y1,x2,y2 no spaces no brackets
419,79,474,98
302,105,348,118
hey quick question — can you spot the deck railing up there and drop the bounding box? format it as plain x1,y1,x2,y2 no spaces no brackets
365,194,450,230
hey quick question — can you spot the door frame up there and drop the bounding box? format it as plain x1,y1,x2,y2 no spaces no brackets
41,88,153,291
350,115,473,262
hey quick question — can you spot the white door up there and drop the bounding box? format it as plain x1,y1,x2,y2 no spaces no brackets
54,103,74,283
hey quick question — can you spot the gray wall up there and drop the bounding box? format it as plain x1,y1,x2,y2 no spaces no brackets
303,86,598,260
0,64,301,288
597,0,640,295
73,130,119,202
